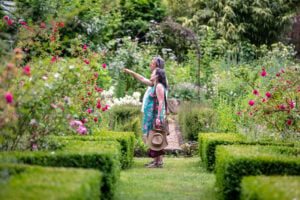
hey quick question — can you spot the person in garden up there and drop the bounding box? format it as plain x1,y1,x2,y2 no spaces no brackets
123,57,168,168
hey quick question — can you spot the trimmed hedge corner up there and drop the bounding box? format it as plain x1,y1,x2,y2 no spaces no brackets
0,163,102,200
241,175,300,200
198,132,294,171
215,145,300,200
0,140,121,200
56,130,135,169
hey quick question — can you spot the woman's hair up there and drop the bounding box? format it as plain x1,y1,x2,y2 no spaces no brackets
154,57,165,69
155,68,168,89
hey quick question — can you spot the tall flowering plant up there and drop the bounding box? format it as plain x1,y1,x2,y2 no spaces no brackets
236,66,299,139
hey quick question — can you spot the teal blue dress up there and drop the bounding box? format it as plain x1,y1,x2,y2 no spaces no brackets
142,84,165,136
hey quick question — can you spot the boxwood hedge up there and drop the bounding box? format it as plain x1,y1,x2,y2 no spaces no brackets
56,130,135,169
0,140,121,200
198,133,294,171
0,163,102,200
215,145,300,200
241,175,300,200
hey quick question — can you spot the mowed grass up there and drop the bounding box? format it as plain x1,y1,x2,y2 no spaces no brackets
114,157,217,200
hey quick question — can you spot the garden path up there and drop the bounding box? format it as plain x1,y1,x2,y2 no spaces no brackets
114,157,217,200
165,116,183,152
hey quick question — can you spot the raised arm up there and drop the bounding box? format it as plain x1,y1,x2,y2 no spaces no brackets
123,68,154,86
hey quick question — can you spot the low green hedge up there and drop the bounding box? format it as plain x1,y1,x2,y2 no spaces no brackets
0,163,102,200
198,133,294,171
241,175,300,200
215,145,300,200
0,140,121,200
56,130,135,169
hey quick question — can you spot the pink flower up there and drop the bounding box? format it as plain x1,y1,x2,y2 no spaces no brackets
265,92,271,98
59,22,64,28
88,92,91,95
276,73,280,77
253,89,260,95
286,80,290,85
250,112,253,116
5,93,13,104
77,125,87,134
70,120,83,128
298,89,300,92
97,88,102,92
40,23,46,28
289,101,295,109
286,120,292,125
280,104,285,110
94,73,98,78
7,64,13,70
23,66,31,76
97,104,101,109
50,36,55,41
280,77,284,81
50,104,57,109
51,57,56,62
94,117,98,122
262,98,266,103
84,60,89,64
261,69,266,77
83,44,87,50
4,16,9,20
20,81,24,86
53,29,57,33
237,112,241,115
281,69,286,73
248,100,255,106
21,21,26,26
87,108,92,114
32,144,37,150
103,64,106,69
7,20,13,25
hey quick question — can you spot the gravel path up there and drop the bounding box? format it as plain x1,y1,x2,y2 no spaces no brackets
165,116,182,152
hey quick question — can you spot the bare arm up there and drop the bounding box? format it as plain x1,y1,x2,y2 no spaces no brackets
156,84,165,126
123,68,154,86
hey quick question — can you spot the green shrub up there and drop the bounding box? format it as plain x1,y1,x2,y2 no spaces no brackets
215,145,300,200
56,130,135,169
0,140,121,200
0,163,102,200
179,103,218,141
198,133,295,171
241,175,300,200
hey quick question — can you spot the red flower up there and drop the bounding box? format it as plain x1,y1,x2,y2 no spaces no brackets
7,20,13,25
102,107,106,111
4,16,9,20
94,73,98,78
280,104,285,110
261,69,266,77
286,120,292,125
87,108,92,114
286,80,290,85
83,44,87,50
298,89,300,92
59,22,64,28
281,69,286,73
253,89,260,95
40,23,46,28
20,82,24,86
97,100,101,104
23,66,31,76
88,92,91,95
289,101,295,109
97,104,101,109
103,64,106,69
276,73,280,77
265,92,271,98
94,117,98,122
50,36,55,41
248,100,255,106
5,93,13,104
51,57,56,62
97,88,102,92
262,98,266,103
250,112,253,116
237,112,241,115
84,60,89,64
21,21,26,26
52,28,57,33
60,107,64,111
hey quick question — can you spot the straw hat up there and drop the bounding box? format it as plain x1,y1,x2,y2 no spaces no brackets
147,129,168,151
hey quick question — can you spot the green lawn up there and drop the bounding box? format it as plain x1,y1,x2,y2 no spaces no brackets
114,157,217,200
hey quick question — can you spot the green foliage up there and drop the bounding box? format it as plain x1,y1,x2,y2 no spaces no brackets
215,145,300,200
57,130,135,169
0,140,121,200
0,163,102,200
241,175,300,200
216,102,237,133
179,102,218,141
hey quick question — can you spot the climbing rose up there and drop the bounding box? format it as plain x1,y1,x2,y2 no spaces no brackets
4,16,9,20
262,98,266,103
261,69,266,77
276,73,280,77
94,117,98,122
280,104,285,110
21,21,26,26
103,64,106,69
250,112,253,116
97,88,102,92
286,120,292,125
23,66,31,76
253,89,260,95
84,60,89,64
50,36,55,41
7,20,13,25
286,80,291,85
5,93,13,104
83,44,87,50
88,92,91,95
265,92,271,98
51,57,56,62
248,100,255,106
32,144,37,150
94,73,98,78
59,22,64,28
40,23,45,28
97,104,101,109
289,101,295,109
298,89,300,92
237,112,241,115
87,108,92,114
20,82,24,86
281,69,286,73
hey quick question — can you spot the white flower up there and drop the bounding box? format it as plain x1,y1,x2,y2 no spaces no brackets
69,65,74,69
54,73,60,78
42,76,48,80
30,119,37,124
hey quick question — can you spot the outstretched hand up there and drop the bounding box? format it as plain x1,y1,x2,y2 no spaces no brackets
123,68,132,74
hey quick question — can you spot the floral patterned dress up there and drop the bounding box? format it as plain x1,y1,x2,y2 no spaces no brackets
142,84,165,136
